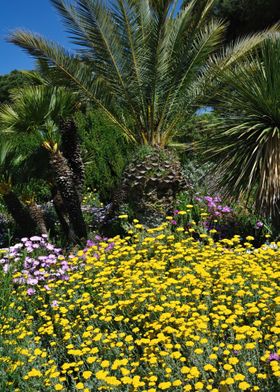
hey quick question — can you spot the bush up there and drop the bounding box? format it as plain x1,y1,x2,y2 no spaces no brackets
75,110,134,201
175,192,272,246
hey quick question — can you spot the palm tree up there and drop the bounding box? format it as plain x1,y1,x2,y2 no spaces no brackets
200,35,280,228
9,0,278,146
0,86,87,240
0,141,38,236
9,0,278,216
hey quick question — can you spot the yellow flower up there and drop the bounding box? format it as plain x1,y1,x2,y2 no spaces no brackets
96,370,108,380
239,382,251,390
234,374,246,381
245,342,256,349
158,381,172,390
76,383,85,390
181,366,190,374
106,376,121,386
27,368,42,378
86,357,96,364
54,385,64,391
225,378,234,385
248,367,257,374
228,357,239,365
195,382,204,390
82,371,92,380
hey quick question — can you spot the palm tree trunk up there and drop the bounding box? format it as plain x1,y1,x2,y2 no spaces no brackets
60,119,85,200
51,186,76,242
49,150,87,240
3,191,37,236
272,199,280,232
27,203,48,235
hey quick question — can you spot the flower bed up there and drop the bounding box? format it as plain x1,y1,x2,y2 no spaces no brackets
0,223,279,391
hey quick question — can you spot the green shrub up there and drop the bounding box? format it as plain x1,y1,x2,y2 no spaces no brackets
76,110,134,201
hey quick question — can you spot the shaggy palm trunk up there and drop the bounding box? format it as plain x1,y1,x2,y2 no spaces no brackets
49,150,87,240
271,199,280,232
60,119,85,200
27,203,48,235
3,191,37,236
51,186,76,242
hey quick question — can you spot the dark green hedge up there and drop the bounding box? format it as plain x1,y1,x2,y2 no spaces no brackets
75,110,134,201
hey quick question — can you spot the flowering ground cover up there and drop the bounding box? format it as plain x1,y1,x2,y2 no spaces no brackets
0,220,280,391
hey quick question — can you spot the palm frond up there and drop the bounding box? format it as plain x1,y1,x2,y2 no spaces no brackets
9,0,279,148
201,36,280,216
9,30,135,141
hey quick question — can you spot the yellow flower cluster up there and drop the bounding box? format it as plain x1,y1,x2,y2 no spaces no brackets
0,223,280,391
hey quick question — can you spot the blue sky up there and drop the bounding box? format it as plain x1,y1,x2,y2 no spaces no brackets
0,0,70,75
0,0,184,75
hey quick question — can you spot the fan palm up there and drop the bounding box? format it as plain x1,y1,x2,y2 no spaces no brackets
0,86,87,240
0,141,38,236
200,35,280,228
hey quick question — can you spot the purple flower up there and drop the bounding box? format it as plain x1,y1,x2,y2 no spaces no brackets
255,221,264,229
27,288,36,296
173,210,179,215
106,242,115,251
171,220,177,225
30,236,42,241
27,278,39,285
87,240,95,247
51,300,59,307
268,353,280,362
222,206,231,213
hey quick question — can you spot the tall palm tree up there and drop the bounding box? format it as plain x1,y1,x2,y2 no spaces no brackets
9,0,279,216
200,35,280,228
0,86,87,240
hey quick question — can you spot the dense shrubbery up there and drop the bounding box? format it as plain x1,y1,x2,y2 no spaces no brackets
0,216,279,391
175,194,272,246
76,110,133,201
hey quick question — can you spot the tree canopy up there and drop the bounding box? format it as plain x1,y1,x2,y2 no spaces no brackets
214,0,280,41
0,70,31,104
